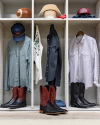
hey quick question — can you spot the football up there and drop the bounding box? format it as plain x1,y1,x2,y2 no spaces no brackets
16,8,32,18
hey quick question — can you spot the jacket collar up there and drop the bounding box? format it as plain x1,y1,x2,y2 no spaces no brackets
75,34,86,44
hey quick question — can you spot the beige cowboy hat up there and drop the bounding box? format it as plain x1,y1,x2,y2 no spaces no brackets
38,4,61,17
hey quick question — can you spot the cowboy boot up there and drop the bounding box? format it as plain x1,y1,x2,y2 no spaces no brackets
50,85,68,113
9,86,27,109
1,86,18,108
79,82,96,107
40,85,59,115
71,83,88,108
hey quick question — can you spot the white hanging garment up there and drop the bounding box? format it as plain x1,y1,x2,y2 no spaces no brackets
69,34,99,89
33,25,43,84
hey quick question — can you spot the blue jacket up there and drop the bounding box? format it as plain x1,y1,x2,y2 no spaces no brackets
45,24,62,86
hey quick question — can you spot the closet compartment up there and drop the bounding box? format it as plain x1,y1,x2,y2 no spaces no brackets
68,0,98,18
0,0,32,18
33,20,67,109
34,0,66,18
68,20,100,110
0,20,32,110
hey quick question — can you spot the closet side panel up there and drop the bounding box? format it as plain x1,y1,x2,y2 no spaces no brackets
0,23,4,105
96,23,100,106
0,0,4,18
96,0,100,18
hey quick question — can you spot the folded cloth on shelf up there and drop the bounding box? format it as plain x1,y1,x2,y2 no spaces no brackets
56,100,66,107
72,14,95,18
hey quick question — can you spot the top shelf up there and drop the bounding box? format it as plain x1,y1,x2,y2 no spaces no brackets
68,0,98,4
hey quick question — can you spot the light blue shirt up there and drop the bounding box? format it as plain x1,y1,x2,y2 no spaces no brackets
5,36,32,91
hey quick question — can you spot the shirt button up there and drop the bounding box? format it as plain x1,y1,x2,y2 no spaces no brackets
47,58,48,59
48,52,49,53
47,65,48,66
48,39,49,40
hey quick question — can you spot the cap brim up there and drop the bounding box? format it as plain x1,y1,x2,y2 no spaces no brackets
13,34,25,41
38,4,61,17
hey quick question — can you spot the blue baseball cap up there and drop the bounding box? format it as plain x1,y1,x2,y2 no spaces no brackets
11,23,25,41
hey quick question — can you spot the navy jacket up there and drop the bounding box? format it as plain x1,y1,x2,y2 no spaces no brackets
45,24,62,86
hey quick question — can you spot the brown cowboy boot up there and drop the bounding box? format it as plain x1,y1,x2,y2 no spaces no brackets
39,85,59,115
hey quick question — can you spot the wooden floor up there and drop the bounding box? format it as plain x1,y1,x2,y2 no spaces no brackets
0,111,100,125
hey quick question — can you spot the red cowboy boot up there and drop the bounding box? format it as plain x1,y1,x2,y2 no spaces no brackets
9,86,27,109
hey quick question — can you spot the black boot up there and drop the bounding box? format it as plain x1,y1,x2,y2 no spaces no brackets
9,86,27,109
79,82,96,107
1,86,18,108
50,85,68,114
40,85,59,115
71,83,88,108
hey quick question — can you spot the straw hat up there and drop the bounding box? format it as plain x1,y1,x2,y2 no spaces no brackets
38,4,61,17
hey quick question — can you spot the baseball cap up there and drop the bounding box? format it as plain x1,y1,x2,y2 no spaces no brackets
11,23,25,41
77,8,91,15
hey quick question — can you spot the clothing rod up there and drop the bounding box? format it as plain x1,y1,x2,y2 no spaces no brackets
35,25,64,27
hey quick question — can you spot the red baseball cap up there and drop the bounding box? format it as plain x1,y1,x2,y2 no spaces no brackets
77,8,91,15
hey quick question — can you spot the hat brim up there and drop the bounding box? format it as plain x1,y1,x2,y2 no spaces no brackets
38,4,61,17
13,34,25,41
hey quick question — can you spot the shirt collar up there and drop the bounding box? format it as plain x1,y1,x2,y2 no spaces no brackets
75,34,86,44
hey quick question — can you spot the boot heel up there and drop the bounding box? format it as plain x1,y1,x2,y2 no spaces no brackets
71,103,76,107
39,110,44,113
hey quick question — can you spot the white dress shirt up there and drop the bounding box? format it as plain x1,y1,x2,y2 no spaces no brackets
69,34,99,89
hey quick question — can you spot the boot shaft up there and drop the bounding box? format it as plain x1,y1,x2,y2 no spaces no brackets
79,82,85,98
40,85,50,106
18,86,27,101
50,85,56,105
71,83,79,101
12,86,18,101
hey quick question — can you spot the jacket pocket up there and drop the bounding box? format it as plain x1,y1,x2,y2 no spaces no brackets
50,45,58,68
81,51,90,62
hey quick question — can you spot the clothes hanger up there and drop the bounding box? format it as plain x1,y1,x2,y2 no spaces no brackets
76,24,84,37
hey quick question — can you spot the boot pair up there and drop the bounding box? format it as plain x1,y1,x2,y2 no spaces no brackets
1,86,27,109
40,85,68,115
71,82,96,108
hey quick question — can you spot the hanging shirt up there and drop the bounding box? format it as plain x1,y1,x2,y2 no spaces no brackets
33,25,43,84
69,34,99,89
45,24,62,86
5,36,32,91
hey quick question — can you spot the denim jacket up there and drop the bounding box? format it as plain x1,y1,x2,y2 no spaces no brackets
5,36,32,91
45,24,62,86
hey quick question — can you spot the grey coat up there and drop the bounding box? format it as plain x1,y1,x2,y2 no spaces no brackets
5,36,32,91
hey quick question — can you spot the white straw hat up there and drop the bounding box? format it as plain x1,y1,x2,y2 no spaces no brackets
38,4,61,17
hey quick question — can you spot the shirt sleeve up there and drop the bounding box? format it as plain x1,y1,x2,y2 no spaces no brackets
27,39,32,91
93,39,100,87
5,43,10,90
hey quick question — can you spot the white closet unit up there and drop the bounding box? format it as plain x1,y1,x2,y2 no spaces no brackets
68,20,100,111
0,0,100,111
0,0,32,18
68,0,98,18
34,0,66,18
33,20,66,109
0,20,33,111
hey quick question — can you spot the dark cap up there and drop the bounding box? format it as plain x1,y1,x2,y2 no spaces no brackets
11,23,25,41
